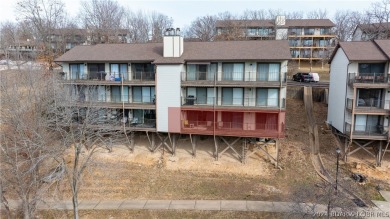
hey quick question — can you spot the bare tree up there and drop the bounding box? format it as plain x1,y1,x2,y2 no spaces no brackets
361,0,390,40
285,11,304,19
46,82,125,219
149,12,173,43
16,0,66,67
333,10,364,42
306,9,328,19
79,0,125,44
0,69,65,219
241,9,269,20
125,10,150,43
185,15,217,42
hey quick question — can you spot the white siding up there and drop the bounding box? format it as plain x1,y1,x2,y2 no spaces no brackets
327,48,349,133
156,64,183,132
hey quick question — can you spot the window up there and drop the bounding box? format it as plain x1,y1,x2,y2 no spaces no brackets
289,28,302,35
222,88,243,106
132,63,155,80
291,50,299,58
319,39,326,47
303,39,313,47
187,63,217,80
259,28,272,36
221,112,243,129
222,63,244,81
187,87,215,105
247,28,258,36
110,86,129,103
110,63,128,80
70,64,84,80
133,86,155,103
257,88,279,107
304,28,315,35
320,28,330,35
87,63,105,79
256,113,278,130
357,89,382,107
359,63,385,74
257,63,280,81
186,111,214,125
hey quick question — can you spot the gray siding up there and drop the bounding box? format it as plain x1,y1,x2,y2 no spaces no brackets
327,48,349,133
156,64,182,132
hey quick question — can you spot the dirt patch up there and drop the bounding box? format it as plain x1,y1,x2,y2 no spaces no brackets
47,98,389,204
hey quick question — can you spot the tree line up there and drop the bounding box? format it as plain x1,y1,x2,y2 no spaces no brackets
1,0,390,64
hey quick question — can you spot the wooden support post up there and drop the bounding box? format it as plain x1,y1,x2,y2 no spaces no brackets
275,140,280,168
130,131,135,151
214,136,219,161
241,138,248,164
191,135,197,157
172,134,177,156
151,132,155,152
377,141,383,167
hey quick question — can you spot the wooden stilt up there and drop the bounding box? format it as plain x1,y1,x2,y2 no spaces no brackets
275,140,280,168
214,136,219,161
377,141,383,167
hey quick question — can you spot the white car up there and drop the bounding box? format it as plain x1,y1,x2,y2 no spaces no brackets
309,72,320,82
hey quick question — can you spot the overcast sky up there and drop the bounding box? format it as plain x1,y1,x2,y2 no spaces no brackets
0,0,375,28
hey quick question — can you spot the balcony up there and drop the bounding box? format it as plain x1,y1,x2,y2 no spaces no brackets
70,94,155,109
348,73,389,87
345,122,388,140
347,98,390,114
132,71,155,81
181,97,286,109
64,71,155,85
181,71,286,87
181,120,284,138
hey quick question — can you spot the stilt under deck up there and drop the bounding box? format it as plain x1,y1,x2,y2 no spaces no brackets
332,126,389,167
125,131,281,167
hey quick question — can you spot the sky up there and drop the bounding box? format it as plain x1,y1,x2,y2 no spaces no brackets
0,0,376,28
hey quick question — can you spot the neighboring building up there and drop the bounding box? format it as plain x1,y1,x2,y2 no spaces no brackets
48,28,130,52
327,40,390,166
216,16,336,70
55,29,290,163
352,22,390,41
6,39,42,60
49,28,88,52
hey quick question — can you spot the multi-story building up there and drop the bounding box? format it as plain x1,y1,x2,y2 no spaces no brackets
55,29,290,163
216,16,336,71
48,28,130,52
352,22,390,41
327,40,390,166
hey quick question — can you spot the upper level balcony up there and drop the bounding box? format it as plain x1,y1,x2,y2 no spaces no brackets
62,71,155,86
69,93,155,110
348,73,390,88
346,98,390,115
345,122,389,140
181,96,286,109
181,71,287,87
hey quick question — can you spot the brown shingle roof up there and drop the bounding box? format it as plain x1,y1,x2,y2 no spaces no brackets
286,19,334,27
55,40,291,63
329,41,389,62
357,22,390,32
373,39,390,59
215,19,335,28
216,20,275,28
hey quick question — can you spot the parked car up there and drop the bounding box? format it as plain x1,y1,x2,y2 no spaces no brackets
292,72,312,82
309,72,320,82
